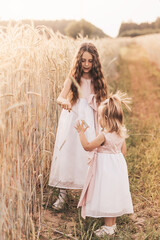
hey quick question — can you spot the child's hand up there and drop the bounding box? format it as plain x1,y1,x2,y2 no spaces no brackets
57,98,72,112
75,120,89,133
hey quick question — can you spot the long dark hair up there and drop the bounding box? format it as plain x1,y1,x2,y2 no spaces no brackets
68,42,108,105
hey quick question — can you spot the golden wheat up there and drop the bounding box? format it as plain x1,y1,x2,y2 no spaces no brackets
0,22,132,239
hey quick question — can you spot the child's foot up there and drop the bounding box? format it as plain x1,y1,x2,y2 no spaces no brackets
52,196,65,210
52,189,67,210
94,224,117,237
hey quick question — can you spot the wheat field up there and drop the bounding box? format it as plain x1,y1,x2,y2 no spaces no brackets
0,22,133,239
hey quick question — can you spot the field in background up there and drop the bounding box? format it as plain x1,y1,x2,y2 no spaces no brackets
113,44,160,239
0,23,133,239
135,33,160,68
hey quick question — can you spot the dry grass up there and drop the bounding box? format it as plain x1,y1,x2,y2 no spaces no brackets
113,47,160,239
135,33,160,68
0,22,132,239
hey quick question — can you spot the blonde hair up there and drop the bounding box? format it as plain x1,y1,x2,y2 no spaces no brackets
100,91,131,138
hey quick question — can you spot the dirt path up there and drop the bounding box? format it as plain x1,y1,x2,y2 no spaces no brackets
38,44,160,239
120,43,160,237
120,43,160,120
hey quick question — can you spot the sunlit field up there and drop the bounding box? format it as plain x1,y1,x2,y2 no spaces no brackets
0,22,134,239
1,22,160,239
135,33,160,68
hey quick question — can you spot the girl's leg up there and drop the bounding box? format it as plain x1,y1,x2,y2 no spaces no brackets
59,188,67,199
104,217,116,226
53,188,67,209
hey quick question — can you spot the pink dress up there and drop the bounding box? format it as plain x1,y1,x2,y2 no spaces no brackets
49,77,98,189
78,131,134,218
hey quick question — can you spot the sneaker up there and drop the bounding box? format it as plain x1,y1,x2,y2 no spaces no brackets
94,224,117,237
52,196,65,210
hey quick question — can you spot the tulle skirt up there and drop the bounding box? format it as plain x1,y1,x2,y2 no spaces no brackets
85,153,134,217
49,98,96,189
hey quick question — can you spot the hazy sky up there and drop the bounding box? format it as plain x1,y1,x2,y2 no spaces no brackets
0,0,160,37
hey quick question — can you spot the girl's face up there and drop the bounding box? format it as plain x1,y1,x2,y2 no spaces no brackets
81,51,93,74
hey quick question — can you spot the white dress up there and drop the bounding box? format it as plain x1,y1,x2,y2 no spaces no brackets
84,132,134,217
49,77,98,189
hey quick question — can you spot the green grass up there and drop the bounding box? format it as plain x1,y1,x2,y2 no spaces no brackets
110,55,160,239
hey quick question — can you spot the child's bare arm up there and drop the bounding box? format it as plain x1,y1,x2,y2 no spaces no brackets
121,141,127,156
75,120,105,151
57,78,72,111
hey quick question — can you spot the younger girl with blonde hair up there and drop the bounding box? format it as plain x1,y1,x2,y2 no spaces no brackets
75,91,133,237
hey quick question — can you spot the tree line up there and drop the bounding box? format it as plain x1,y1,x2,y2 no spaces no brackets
0,19,108,39
118,17,160,37
1,17,160,38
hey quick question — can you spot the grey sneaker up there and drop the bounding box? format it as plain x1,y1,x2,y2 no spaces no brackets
52,196,65,210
